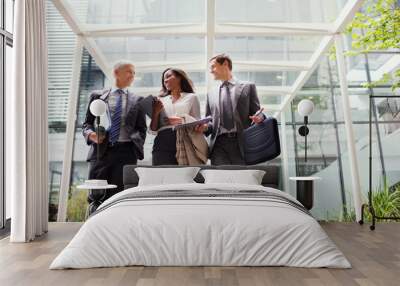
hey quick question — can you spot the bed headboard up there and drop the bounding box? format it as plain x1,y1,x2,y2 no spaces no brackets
123,165,280,190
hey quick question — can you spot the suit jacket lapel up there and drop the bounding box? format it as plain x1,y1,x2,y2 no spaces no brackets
100,88,111,101
213,86,220,115
100,89,112,124
232,82,244,112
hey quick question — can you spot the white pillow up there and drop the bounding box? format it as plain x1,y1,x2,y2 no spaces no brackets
200,169,266,185
135,167,200,186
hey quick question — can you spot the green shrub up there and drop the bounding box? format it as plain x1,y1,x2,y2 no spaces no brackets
345,180,400,222
328,179,400,222
67,188,88,222
368,180,400,219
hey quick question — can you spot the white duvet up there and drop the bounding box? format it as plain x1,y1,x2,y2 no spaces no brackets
50,183,350,269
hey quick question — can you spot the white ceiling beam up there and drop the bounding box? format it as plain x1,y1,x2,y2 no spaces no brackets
333,0,365,33
135,61,203,72
51,0,112,80
135,61,310,72
51,0,81,35
235,60,310,71
137,60,310,73
81,37,112,78
374,55,400,78
261,104,281,112
257,86,292,96
217,22,334,36
290,36,335,96
79,22,334,38
276,36,334,116
83,23,206,37
275,0,364,116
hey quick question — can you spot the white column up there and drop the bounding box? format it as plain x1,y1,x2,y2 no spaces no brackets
280,29,290,193
280,110,290,193
0,42,4,228
334,33,363,222
205,0,215,90
57,36,83,222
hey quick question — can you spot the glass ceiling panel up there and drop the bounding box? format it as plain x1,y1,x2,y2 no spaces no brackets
66,0,205,25
133,72,206,88
215,36,322,61
216,0,349,23
235,71,300,86
259,95,284,106
349,53,397,72
94,36,205,63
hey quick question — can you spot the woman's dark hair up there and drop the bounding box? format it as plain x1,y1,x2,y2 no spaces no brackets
160,68,195,96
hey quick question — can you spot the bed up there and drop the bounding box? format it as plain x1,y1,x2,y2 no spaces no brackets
50,165,350,269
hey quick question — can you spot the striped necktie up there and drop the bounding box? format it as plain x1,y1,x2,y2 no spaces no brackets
109,90,123,144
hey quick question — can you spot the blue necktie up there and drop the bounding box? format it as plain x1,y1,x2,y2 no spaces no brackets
109,90,123,144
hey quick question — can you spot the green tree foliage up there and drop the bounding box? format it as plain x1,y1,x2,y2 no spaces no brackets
346,0,400,91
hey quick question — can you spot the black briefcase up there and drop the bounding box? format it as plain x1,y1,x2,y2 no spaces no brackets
243,117,281,165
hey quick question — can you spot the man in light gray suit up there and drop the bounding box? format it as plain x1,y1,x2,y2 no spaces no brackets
82,61,146,200
196,54,264,165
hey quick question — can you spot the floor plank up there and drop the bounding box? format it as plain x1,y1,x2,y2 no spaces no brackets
0,222,399,286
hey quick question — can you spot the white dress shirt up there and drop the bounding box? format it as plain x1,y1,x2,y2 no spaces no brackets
157,92,201,132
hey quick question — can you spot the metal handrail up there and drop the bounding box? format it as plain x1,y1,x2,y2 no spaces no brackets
360,95,400,230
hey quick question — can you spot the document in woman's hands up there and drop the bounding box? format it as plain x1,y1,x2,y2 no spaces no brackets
173,116,213,129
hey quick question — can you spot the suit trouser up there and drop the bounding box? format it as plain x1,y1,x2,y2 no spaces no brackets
210,134,245,165
88,142,137,202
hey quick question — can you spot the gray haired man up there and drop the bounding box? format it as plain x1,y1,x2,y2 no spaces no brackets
82,62,147,200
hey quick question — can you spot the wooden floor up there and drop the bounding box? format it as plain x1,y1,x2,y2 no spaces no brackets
0,222,399,286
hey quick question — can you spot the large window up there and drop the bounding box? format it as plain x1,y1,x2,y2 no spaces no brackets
46,0,400,222
1,0,14,233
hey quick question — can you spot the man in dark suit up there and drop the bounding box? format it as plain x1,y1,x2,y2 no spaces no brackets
196,54,264,165
82,61,146,199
